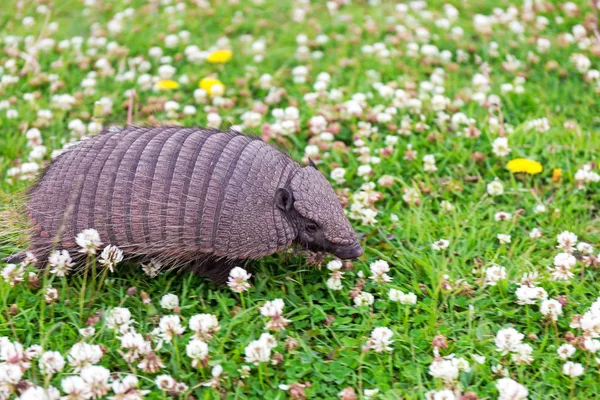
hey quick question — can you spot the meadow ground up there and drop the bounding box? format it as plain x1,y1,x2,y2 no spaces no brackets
1,0,600,399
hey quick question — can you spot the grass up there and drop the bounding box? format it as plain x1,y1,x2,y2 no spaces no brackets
1,0,600,398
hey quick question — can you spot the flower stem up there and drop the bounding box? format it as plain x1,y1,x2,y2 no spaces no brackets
258,362,265,391
403,305,410,335
93,266,110,300
240,292,246,309
172,338,182,374
79,258,90,323
570,377,575,400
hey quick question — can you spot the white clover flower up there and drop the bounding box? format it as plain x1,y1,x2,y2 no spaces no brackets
105,307,132,332
423,154,437,172
440,200,455,213
260,299,285,318
549,253,576,281
68,342,103,372
563,361,584,378
485,265,507,287
494,212,512,221
241,111,262,128
75,228,103,255
51,94,76,111
388,288,403,302
331,168,346,184
326,260,344,290
369,260,391,283
25,345,43,359
577,242,594,255
389,289,417,305
98,244,123,272
142,259,163,277
0,339,29,371
183,105,197,115
431,239,449,251
426,389,456,400
164,100,180,117
61,376,90,399
354,291,375,307
189,314,220,339
579,298,600,337
244,333,277,364
511,343,534,365
364,388,380,400
487,179,504,196
228,267,252,293
357,164,372,179
472,354,486,365
402,187,420,205
111,375,149,398
574,164,600,189
16,386,60,400
1,264,25,286
367,327,394,353
492,364,509,377
38,351,65,375
401,292,417,305
119,331,151,362
45,287,59,304
327,260,342,271
80,365,111,398
497,234,511,244
529,228,542,239
495,327,524,354
186,339,209,368
496,378,528,400
159,315,185,342
155,374,177,392
326,277,343,290
515,285,547,305
556,230,578,252
88,121,103,135
540,299,563,321
0,362,22,385
584,338,600,353
557,344,576,360
451,357,471,373
160,294,179,310
524,118,551,133
428,358,459,383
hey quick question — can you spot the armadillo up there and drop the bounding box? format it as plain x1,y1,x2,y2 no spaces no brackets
17,126,363,282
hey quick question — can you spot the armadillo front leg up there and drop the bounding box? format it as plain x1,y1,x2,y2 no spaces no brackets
185,255,249,285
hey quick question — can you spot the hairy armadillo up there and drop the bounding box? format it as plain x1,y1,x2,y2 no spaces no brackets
18,126,362,282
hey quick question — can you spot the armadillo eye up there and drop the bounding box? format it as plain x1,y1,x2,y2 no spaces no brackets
306,223,318,233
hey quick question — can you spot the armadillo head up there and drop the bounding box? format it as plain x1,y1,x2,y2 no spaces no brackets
275,162,363,260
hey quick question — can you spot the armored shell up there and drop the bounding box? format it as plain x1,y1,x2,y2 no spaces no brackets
23,126,363,281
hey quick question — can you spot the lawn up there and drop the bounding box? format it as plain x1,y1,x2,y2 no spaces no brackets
1,0,600,399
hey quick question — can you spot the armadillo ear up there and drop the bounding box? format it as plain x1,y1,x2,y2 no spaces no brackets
308,158,318,170
275,187,294,212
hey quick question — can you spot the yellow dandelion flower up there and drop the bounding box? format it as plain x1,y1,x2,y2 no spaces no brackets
552,168,562,182
207,49,233,64
506,158,543,175
155,79,180,90
199,77,225,96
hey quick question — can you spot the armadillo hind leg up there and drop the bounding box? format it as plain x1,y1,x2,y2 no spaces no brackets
2,251,27,264
185,255,250,285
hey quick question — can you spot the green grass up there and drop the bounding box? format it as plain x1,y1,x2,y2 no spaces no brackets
1,0,600,399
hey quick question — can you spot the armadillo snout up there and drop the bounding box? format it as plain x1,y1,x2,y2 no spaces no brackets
332,241,363,259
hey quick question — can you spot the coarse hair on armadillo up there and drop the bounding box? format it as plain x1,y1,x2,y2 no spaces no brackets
22,126,302,281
